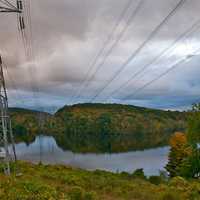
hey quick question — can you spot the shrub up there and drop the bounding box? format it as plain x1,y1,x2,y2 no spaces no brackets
68,186,84,200
159,170,168,181
169,176,188,188
148,176,163,185
161,192,181,200
120,171,131,178
179,149,200,178
132,169,146,179
83,191,97,200
0,163,4,173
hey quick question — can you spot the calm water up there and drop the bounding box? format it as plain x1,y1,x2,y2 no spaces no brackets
12,136,169,176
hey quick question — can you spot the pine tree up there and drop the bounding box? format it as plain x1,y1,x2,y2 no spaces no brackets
179,149,200,178
187,103,200,144
165,132,192,177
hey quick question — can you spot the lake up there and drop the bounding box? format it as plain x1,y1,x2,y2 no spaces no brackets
12,135,170,176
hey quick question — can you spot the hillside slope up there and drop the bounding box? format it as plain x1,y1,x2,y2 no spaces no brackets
7,104,188,152
51,103,188,152
0,161,199,200
9,107,51,143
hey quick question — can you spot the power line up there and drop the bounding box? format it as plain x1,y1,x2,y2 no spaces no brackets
0,0,22,176
69,0,134,104
89,0,187,102
27,0,44,112
15,4,35,106
17,0,29,60
3,0,17,9
17,2,34,99
3,61,25,106
106,18,200,100
0,0,17,10
0,0,12,8
18,0,40,108
24,0,47,137
123,49,200,101
73,0,145,103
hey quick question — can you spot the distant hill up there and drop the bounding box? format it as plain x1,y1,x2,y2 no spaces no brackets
8,104,188,151
9,107,51,144
7,104,189,152
9,107,42,114
51,103,188,152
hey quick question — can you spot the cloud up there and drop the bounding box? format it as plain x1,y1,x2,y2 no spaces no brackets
0,0,200,111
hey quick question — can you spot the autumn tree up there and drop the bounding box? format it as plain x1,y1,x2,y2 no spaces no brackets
179,148,200,178
97,113,112,152
167,104,200,178
165,132,192,177
187,103,200,144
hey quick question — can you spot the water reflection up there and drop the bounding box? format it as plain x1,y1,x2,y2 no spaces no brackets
13,135,169,176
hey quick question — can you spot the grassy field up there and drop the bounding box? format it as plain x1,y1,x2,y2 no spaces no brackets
0,162,200,200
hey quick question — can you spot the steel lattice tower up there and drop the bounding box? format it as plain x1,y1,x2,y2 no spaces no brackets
0,0,23,175
0,56,13,175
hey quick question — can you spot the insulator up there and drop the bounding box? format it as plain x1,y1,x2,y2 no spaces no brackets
19,1,23,10
19,16,25,30
21,17,25,29
17,0,20,9
19,16,22,29
17,0,23,10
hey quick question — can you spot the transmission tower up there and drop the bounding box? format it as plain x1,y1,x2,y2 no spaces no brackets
0,56,14,175
0,0,24,175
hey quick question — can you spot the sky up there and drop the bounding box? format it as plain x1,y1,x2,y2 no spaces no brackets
0,0,200,112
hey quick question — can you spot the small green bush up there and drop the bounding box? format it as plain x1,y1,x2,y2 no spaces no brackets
161,193,177,200
120,171,130,178
132,169,146,179
148,176,163,185
169,176,188,188
83,191,97,200
68,186,84,200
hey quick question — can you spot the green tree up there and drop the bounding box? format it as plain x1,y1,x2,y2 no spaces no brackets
97,113,112,152
165,132,192,177
166,103,200,178
132,168,146,179
187,103,200,144
180,149,200,178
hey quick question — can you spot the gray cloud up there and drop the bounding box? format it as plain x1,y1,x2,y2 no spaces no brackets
0,0,200,111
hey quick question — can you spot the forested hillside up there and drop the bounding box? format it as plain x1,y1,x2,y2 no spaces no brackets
8,104,188,152
9,108,50,144
50,103,188,152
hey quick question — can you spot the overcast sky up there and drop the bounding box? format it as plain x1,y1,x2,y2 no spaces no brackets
0,0,200,112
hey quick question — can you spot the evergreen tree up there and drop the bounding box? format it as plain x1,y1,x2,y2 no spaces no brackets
180,149,200,178
187,103,200,144
165,132,192,177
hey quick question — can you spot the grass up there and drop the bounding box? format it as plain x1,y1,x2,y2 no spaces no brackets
0,162,200,200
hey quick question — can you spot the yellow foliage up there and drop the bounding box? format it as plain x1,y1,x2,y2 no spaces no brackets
169,132,187,148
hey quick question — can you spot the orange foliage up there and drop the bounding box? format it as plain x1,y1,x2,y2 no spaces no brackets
169,132,187,148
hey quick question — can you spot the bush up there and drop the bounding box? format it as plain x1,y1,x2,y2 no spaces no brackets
169,176,188,189
159,170,168,181
68,186,84,200
161,192,181,200
180,149,200,178
83,191,97,200
0,163,4,173
132,169,146,179
120,171,131,178
68,187,97,200
148,176,163,185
